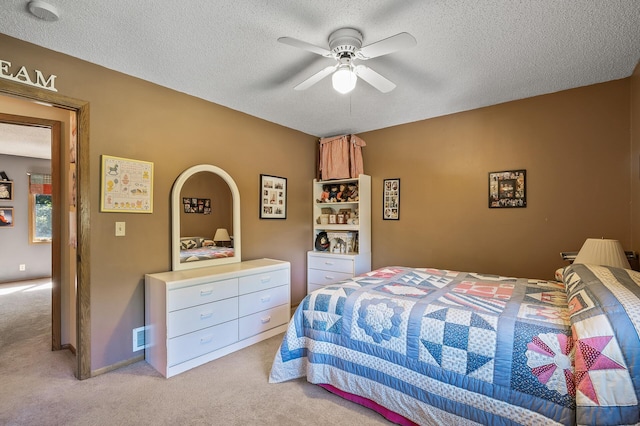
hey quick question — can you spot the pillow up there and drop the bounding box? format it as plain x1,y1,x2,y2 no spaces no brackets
180,237,204,249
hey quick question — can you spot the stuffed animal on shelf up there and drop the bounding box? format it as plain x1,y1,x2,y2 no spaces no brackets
338,184,348,202
318,184,330,203
347,183,359,201
328,184,339,202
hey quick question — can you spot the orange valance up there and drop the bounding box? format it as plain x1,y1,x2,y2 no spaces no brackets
29,173,52,195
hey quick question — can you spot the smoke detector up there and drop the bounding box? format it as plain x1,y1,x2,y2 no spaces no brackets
28,1,60,21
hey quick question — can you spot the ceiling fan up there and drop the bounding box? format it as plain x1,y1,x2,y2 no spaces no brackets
278,28,416,94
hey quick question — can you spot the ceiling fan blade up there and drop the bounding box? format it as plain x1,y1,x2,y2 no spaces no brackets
277,37,332,57
294,65,337,90
358,32,416,59
354,65,396,93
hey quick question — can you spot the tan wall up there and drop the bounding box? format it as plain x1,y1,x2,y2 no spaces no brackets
632,62,640,250
362,79,632,280
1,34,317,371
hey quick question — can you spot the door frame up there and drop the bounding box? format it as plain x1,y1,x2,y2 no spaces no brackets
0,113,62,350
0,79,92,380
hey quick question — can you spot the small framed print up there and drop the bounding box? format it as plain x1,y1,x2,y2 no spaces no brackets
260,174,287,219
383,178,400,220
489,169,526,208
0,181,13,201
0,207,14,227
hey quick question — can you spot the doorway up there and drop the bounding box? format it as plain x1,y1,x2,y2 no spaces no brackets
0,79,91,380
0,115,62,351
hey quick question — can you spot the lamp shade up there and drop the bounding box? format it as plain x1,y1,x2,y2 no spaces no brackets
213,228,230,242
573,238,630,269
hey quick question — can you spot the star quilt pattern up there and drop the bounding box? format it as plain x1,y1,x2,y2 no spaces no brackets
270,265,640,425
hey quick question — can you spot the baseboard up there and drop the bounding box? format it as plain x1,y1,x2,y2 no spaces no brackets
60,343,76,355
91,353,145,377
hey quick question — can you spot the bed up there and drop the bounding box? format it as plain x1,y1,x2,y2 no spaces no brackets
179,236,234,262
269,264,640,425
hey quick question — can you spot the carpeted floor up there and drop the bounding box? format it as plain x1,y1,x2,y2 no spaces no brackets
0,279,390,425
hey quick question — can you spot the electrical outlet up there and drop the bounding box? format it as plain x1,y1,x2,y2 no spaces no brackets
19,264,26,271
115,221,126,236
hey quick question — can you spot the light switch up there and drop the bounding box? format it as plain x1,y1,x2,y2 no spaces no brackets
115,222,126,236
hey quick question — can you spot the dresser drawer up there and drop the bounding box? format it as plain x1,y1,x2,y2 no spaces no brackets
239,304,289,341
308,268,353,286
238,284,288,317
168,320,238,367
307,283,326,294
168,278,238,312
239,268,289,294
168,297,238,338
308,255,354,274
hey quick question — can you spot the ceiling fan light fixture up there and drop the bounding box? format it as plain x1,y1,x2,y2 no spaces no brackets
332,65,357,94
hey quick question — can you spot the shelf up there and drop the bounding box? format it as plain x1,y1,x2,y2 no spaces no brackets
314,224,359,231
316,177,361,185
315,201,358,206
311,250,359,256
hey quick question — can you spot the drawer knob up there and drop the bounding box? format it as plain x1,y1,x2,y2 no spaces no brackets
200,335,214,344
200,289,213,296
260,276,272,283
324,261,334,265
324,275,335,281
260,295,271,303
261,316,271,324
200,312,213,320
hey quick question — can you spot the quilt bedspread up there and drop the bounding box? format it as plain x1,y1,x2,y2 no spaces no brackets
270,265,640,425
179,246,234,262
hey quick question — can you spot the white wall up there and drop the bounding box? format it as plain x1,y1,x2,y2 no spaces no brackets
0,154,52,282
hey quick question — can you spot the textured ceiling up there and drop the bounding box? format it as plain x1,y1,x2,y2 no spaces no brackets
1,0,639,143
0,123,51,159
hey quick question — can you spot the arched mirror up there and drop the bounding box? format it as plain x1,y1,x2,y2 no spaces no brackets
171,164,241,271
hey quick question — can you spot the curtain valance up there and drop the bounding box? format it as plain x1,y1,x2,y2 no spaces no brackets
318,134,366,180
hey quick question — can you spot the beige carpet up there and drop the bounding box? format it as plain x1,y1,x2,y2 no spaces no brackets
0,279,390,425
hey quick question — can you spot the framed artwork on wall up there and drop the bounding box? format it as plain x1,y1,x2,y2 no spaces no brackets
488,169,526,208
260,174,287,219
0,207,14,227
0,181,13,201
383,178,400,220
182,197,211,214
100,155,154,213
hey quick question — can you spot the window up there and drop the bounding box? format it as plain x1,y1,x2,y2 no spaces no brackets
29,173,52,244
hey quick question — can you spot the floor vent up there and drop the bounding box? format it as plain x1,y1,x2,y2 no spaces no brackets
133,326,146,352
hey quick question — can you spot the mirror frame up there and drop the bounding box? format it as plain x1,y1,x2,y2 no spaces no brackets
171,164,241,271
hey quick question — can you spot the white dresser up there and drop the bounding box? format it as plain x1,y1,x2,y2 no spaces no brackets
145,258,290,378
307,252,371,293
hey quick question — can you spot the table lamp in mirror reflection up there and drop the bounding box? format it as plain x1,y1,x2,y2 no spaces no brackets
214,228,231,247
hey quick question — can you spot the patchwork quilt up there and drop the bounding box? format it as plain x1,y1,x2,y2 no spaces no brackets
179,246,234,262
269,265,640,425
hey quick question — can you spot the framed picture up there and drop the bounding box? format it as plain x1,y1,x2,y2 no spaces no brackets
0,207,14,227
489,169,526,208
0,181,13,201
260,174,287,219
100,155,154,213
182,197,211,214
383,178,400,220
